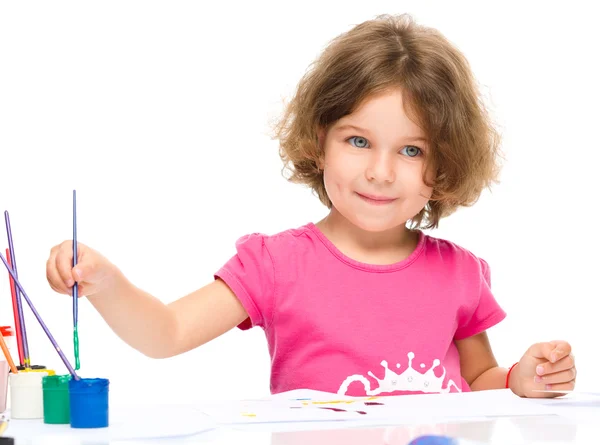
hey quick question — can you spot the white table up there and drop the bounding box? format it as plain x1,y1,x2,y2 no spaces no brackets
3,392,600,444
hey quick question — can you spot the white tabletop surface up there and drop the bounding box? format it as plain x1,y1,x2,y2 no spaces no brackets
2,391,599,444
4,414,600,445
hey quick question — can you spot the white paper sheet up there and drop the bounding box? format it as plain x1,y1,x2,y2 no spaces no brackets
532,389,600,396
531,391,600,424
196,388,557,426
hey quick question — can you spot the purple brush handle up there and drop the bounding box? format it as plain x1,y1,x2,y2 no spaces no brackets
73,190,78,326
0,251,80,380
4,211,30,366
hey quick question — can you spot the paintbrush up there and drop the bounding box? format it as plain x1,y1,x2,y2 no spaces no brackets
0,251,80,380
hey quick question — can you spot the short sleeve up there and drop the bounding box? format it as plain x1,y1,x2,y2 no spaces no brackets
454,258,507,340
214,233,275,331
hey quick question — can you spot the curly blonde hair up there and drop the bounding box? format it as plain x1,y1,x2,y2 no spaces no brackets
272,13,502,229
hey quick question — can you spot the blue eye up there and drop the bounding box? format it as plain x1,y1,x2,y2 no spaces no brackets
348,136,370,148
401,146,421,157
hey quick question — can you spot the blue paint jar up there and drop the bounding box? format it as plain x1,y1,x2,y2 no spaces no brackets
68,378,109,428
408,436,485,445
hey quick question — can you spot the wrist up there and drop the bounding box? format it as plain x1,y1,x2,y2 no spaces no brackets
92,263,128,300
507,362,524,396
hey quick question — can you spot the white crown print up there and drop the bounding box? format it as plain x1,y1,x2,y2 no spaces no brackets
337,352,461,396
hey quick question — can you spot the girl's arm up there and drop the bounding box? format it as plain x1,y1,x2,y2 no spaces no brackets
46,240,249,359
456,332,576,398
455,332,524,396
88,271,249,358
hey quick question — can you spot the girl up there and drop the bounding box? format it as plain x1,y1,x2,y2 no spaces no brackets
45,14,575,398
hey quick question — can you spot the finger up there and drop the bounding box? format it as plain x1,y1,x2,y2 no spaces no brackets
548,341,572,362
535,367,577,385
75,241,85,264
528,341,571,363
73,256,98,284
526,342,555,361
537,353,575,376
56,240,79,288
543,379,576,393
76,283,89,297
46,249,70,295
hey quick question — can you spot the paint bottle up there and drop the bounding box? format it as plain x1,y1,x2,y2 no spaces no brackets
5,367,54,413
408,435,487,445
42,374,71,424
0,327,16,362
69,378,109,428
0,360,8,413
16,365,54,374
0,327,15,413
9,371,48,419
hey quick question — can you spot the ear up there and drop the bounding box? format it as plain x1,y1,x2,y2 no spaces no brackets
316,127,326,170
317,157,325,171
317,127,326,149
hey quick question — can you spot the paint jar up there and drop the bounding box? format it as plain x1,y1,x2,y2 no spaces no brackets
0,360,8,413
43,374,71,424
9,371,48,418
0,326,16,362
69,378,109,428
0,326,15,414
16,365,54,374
5,367,53,413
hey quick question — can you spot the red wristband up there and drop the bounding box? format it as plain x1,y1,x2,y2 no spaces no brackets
506,362,518,388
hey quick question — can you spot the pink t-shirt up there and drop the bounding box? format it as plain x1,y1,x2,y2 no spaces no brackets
215,223,506,397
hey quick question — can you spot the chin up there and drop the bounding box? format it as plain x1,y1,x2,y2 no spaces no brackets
348,216,407,233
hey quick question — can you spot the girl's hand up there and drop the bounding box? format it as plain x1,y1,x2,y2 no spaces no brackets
46,240,117,298
511,340,576,398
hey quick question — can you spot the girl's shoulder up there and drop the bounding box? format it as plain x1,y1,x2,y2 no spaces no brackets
422,232,490,272
232,223,318,255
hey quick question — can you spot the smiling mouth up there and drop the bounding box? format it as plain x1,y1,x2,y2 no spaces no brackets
356,192,397,205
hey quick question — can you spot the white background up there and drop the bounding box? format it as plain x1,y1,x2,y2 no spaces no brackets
0,1,598,405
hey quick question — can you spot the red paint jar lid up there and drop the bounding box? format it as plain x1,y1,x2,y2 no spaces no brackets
0,326,14,337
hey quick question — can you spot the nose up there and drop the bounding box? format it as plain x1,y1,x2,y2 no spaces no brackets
365,150,396,183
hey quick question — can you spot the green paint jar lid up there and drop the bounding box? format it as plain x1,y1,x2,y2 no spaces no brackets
43,374,71,389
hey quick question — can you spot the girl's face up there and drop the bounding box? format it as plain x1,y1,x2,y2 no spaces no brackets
320,88,434,233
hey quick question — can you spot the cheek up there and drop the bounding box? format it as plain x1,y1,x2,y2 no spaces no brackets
420,184,434,200
323,148,357,189
322,156,338,198
323,165,348,196
396,166,433,202
403,165,429,191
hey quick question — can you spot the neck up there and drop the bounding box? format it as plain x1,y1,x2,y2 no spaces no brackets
315,207,418,264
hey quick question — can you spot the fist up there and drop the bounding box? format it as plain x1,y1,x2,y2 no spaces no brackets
514,340,576,398
46,240,115,298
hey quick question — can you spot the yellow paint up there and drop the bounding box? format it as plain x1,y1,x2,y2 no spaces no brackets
298,396,378,406
241,412,256,417
302,400,355,406
23,368,55,376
